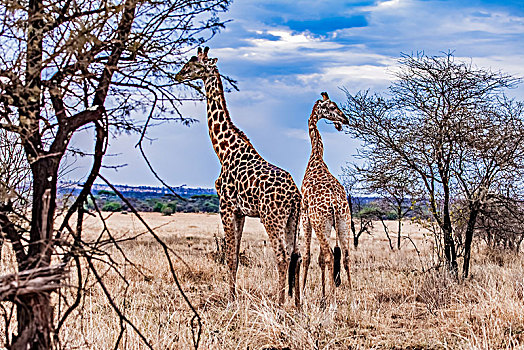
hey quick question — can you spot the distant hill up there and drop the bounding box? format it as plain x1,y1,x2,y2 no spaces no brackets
58,181,219,213
59,181,216,198
57,182,388,216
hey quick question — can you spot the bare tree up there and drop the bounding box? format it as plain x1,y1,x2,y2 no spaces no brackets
341,167,376,248
344,52,523,277
0,0,230,348
453,97,524,276
350,157,422,250
475,196,524,252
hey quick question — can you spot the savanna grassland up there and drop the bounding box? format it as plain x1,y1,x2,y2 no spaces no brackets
2,212,524,349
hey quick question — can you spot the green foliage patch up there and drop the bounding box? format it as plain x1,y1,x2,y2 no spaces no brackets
90,191,219,213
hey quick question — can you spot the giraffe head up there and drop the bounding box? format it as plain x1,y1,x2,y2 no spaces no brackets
175,46,218,82
315,92,349,131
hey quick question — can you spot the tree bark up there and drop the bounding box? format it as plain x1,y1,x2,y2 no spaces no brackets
347,194,359,248
397,207,402,250
442,223,458,274
12,159,60,350
10,1,60,346
26,159,59,267
442,186,458,275
11,294,53,350
379,218,395,251
462,204,480,278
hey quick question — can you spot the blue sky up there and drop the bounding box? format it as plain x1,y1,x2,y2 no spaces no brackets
73,0,524,188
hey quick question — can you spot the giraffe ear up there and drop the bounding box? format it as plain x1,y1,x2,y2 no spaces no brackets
208,58,218,65
321,92,329,101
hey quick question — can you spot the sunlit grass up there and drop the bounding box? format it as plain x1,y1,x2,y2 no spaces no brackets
2,212,523,349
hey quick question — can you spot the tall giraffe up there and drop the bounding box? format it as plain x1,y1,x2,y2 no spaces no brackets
301,92,351,299
175,47,301,305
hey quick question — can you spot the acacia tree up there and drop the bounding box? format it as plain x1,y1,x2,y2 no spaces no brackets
475,195,524,252
341,167,377,248
351,158,421,250
0,0,229,348
453,97,524,276
344,52,523,277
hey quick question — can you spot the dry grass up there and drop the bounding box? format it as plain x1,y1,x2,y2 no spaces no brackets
3,212,524,349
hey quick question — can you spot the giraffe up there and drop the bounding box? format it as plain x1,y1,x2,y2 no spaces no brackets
301,92,351,299
175,47,302,306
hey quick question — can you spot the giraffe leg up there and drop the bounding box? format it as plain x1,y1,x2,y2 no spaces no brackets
336,210,352,288
314,219,335,298
261,218,289,305
318,248,326,299
301,214,313,293
221,211,237,299
270,234,289,305
234,214,246,268
220,208,245,300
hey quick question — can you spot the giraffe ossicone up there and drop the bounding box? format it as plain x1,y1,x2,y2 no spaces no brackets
176,47,302,306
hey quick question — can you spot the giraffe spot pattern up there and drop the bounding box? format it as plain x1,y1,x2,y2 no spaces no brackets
176,49,302,306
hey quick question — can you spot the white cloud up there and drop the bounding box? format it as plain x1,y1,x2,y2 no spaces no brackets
455,55,524,77
441,12,524,35
285,128,309,141
297,64,394,87
214,29,344,63
367,0,410,11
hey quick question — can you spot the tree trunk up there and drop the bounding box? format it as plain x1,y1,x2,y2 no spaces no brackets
380,218,394,250
442,188,458,275
462,204,480,279
13,159,59,350
347,194,358,249
397,208,402,250
26,159,58,268
11,294,53,350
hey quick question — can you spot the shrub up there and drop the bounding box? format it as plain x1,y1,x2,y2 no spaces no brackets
384,210,398,220
98,190,116,196
162,206,174,216
167,202,177,212
357,205,380,219
203,201,219,213
153,202,164,212
191,194,218,199
102,201,122,212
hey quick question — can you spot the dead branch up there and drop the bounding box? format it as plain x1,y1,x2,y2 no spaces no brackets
0,263,67,301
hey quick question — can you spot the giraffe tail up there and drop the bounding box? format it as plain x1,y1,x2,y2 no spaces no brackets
288,196,301,298
333,246,342,287
330,201,342,287
288,252,301,297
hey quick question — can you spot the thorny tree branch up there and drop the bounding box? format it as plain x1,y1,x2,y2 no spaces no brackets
0,0,231,347
57,120,107,240
135,91,187,201
98,174,202,349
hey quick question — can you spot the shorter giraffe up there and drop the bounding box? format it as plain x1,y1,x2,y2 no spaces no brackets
301,92,351,299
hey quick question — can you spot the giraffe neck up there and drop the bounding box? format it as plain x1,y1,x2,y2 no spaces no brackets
203,69,253,163
308,103,324,160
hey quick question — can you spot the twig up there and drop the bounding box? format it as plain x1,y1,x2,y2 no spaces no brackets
98,174,202,349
